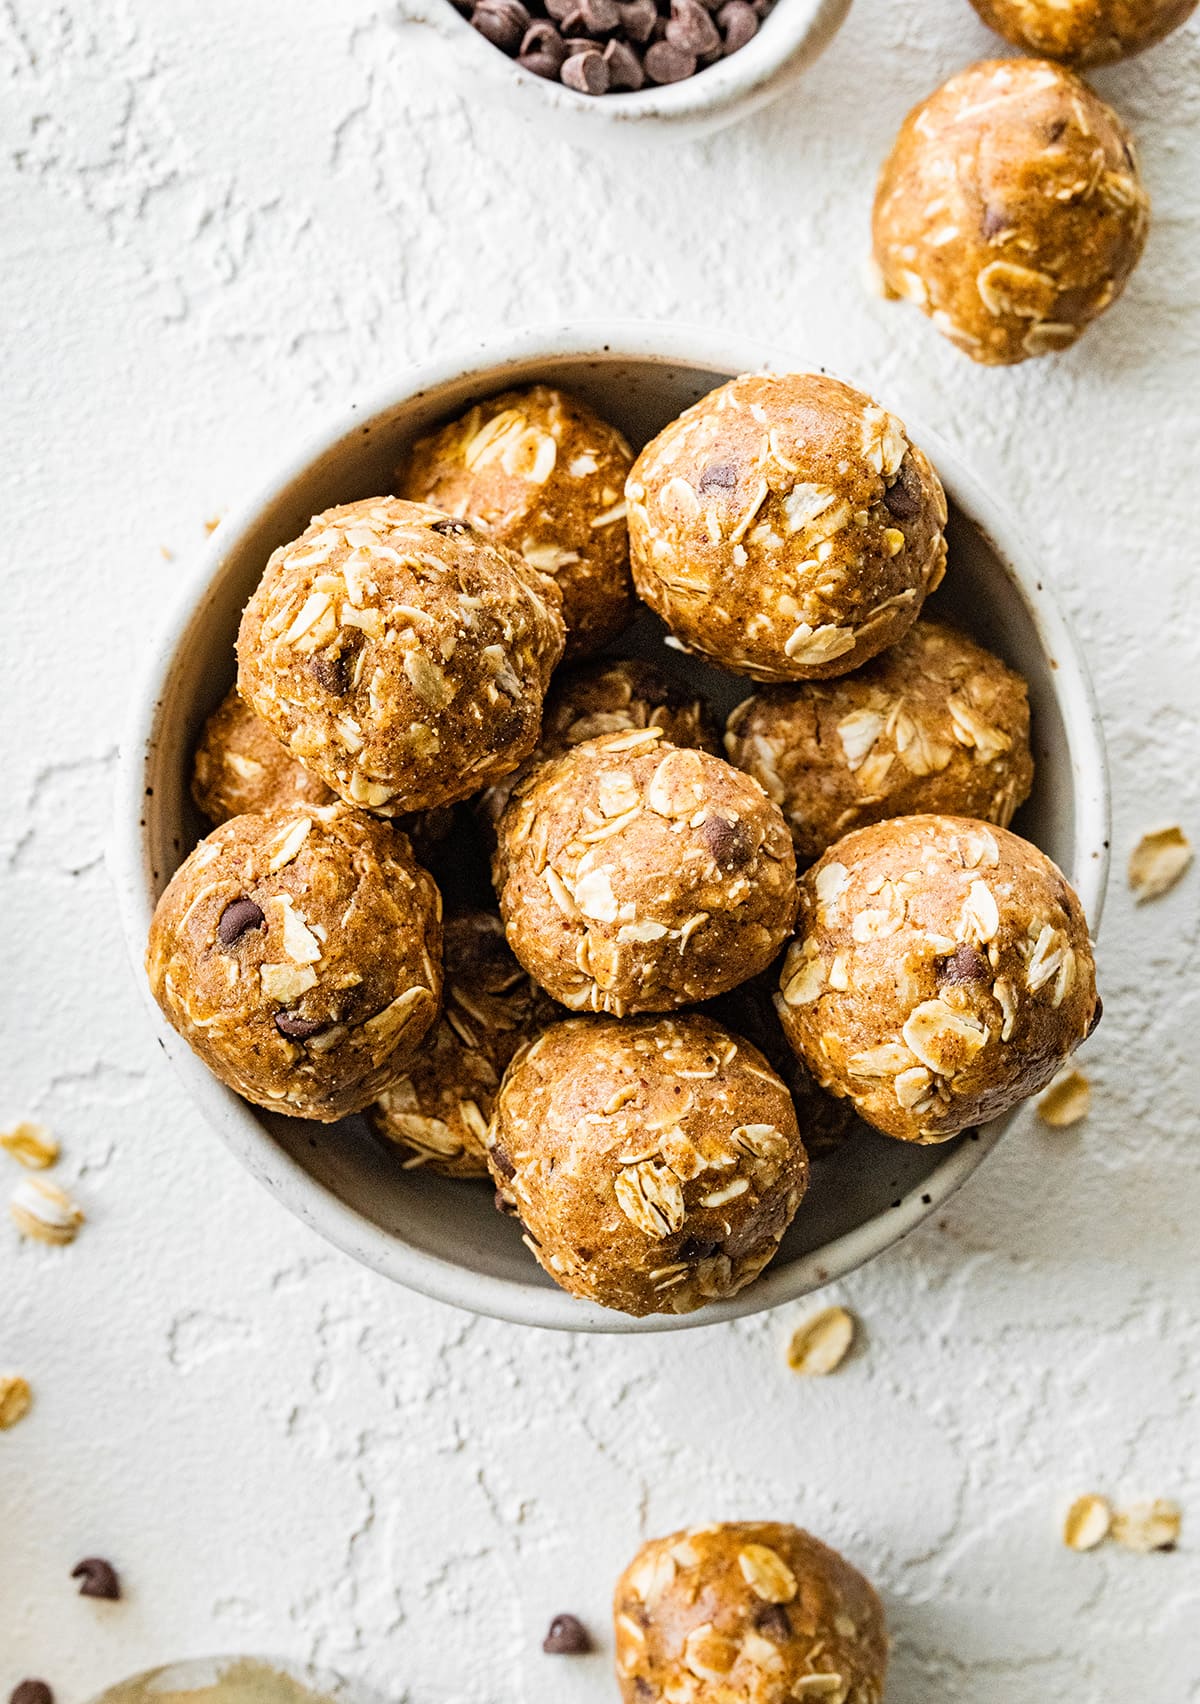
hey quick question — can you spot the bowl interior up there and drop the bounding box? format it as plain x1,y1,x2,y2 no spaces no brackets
128,345,1105,1332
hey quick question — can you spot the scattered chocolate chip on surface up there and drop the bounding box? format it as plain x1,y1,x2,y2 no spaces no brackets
71,1556,121,1600
10,1683,54,1704
543,1612,593,1653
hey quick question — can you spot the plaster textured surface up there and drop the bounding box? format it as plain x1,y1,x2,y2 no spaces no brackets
1,3,1198,1699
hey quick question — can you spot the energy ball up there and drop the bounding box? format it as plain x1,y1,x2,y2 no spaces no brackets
397,385,635,660
494,729,798,1014
476,656,721,838
237,497,565,817
724,619,1034,863
614,1522,888,1704
368,910,559,1177
968,0,1197,65
487,1015,809,1316
146,804,443,1122
775,815,1099,1144
192,686,335,824
872,59,1149,365
626,372,947,683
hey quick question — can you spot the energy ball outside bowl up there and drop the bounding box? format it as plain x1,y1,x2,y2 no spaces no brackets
613,1521,888,1704
476,655,722,839
367,910,561,1178
237,497,565,817
775,815,1099,1145
486,1015,809,1317
872,58,1149,366
968,0,1198,65
625,371,948,684
724,619,1034,863
493,729,798,1015
397,385,635,660
146,804,443,1122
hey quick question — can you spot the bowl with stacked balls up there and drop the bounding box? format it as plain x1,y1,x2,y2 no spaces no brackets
115,326,1108,1332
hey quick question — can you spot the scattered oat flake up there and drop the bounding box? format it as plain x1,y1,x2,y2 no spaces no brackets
1128,826,1192,902
1037,1068,1090,1129
1063,1493,1111,1551
0,1122,59,1169
0,1373,33,1430
1112,1499,1181,1553
787,1305,856,1375
9,1176,85,1245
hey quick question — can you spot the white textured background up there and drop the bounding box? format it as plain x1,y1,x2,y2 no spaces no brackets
2,2,1198,1699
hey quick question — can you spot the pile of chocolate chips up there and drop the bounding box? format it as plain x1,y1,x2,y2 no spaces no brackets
451,0,777,94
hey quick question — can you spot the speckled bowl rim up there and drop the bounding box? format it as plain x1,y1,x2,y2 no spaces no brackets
111,323,1110,1334
398,0,853,137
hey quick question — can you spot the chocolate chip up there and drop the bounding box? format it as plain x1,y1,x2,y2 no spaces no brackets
644,39,696,79
882,456,922,520
522,18,566,60
544,0,575,20
1086,993,1103,1038
490,1142,517,1180
1047,117,1068,143
473,0,531,47
543,1613,592,1654
698,460,737,493
980,203,1011,240
72,1557,120,1600
753,1602,792,1641
10,1685,54,1704
666,0,719,53
494,1188,519,1215
937,943,989,986
274,1012,325,1040
217,896,265,947
717,0,756,49
617,0,657,38
519,47,563,75
701,813,752,870
569,0,620,30
562,46,610,89
309,650,349,695
604,36,645,86
430,515,473,535
679,1235,721,1260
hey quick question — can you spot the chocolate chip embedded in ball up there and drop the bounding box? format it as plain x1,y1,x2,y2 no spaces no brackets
872,59,1149,364
613,1522,888,1702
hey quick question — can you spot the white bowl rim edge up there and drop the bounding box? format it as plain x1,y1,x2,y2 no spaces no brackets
110,320,1111,1335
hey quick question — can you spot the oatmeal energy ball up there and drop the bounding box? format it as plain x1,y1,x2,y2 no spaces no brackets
626,372,948,683
237,497,565,817
397,385,635,659
872,59,1149,365
776,815,1099,1144
476,655,721,838
192,685,335,824
488,1015,809,1316
614,1522,888,1704
968,0,1197,65
146,804,442,1122
494,730,797,1014
368,910,559,1177
725,619,1034,863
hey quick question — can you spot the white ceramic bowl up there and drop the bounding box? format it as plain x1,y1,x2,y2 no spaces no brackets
395,0,853,142
112,325,1109,1334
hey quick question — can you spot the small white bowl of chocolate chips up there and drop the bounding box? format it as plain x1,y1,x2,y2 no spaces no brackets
395,0,852,138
